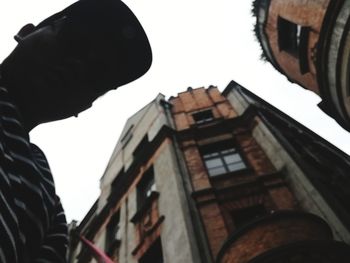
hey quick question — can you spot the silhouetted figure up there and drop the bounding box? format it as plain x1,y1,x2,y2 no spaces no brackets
0,0,152,261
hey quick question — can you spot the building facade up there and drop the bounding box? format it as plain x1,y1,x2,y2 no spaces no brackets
253,0,350,131
68,82,350,263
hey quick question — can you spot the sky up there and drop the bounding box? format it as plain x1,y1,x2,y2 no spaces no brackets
1,0,350,223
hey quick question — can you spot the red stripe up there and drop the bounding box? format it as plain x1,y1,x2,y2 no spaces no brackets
80,236,116,263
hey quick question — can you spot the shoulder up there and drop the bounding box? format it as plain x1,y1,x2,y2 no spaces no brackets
30,143,50,166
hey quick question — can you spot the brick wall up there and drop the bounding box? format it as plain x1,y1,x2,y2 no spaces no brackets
264,0,331,94
171,87,298,259
171,87,237,131
220,212,333,263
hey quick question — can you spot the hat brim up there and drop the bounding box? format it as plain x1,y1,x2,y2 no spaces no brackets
37,0,152,91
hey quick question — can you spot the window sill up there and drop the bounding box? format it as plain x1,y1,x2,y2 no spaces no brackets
131,215,165,256
190,117,224,129
208,167,253,181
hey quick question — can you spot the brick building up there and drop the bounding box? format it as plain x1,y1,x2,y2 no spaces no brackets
68,82,350,263
253,0,350,131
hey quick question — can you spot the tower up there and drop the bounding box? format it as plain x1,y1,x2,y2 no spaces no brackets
253,0,350,131
68,82,350,262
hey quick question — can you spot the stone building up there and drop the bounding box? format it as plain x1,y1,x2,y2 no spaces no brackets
68,82,350,263
253,0,350,131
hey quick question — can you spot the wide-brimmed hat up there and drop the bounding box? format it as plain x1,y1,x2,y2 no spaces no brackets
36,0,152,92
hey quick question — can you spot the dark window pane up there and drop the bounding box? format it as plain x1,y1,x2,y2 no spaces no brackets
192,109,214,124
105,211,121,253
277,16,310,74
133,135,149,158
139,238,163,263
278,16,299,56
137,167,156,209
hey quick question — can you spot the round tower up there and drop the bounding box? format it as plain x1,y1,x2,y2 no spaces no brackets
216,211,350,263
254,0,350,130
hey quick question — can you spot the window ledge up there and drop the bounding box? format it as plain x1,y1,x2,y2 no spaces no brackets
209,167,253,181
131,216,165,256
190,117,224,129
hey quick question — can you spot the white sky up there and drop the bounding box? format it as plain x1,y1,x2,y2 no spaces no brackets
1,0,350,223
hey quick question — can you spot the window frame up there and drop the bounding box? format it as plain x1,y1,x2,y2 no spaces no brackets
277,16,300,56
192,109,215,125
200,141,248,177
277,16,310,74
105,211,121,256
137,167,157,209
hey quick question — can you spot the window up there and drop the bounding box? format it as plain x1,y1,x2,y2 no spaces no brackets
278,17,302,56
278,16,310,73
133,135,149,158
105,211,121,255
202,143,246,177
278,16,310,74
192,109,214,124
121,125,134,147
139,238,163,263
137,167,156,209
232,205,267,228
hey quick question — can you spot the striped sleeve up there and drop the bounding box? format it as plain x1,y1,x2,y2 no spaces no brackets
0,86,68,262
34,198,68,263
